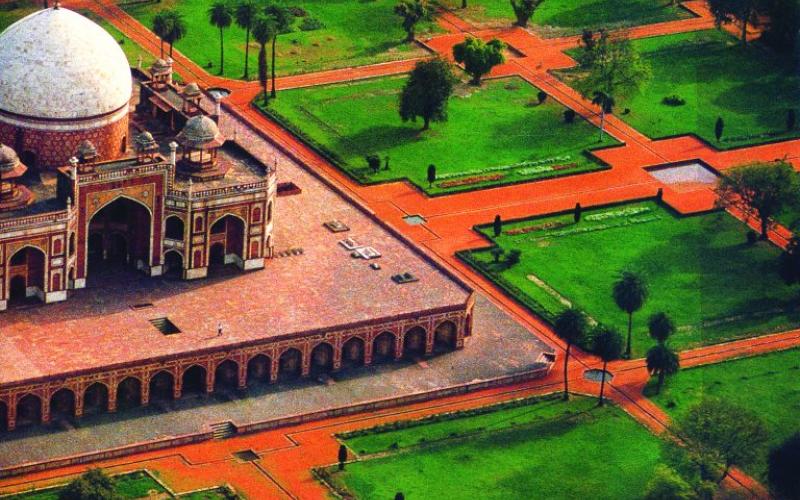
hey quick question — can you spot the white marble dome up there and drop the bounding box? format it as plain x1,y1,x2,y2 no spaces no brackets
0,7,132,120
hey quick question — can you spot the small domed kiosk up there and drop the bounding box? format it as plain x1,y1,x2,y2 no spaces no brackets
0,144,33,211
175,115,228,181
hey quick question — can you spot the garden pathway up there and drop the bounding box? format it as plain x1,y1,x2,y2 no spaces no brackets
8,0,800,497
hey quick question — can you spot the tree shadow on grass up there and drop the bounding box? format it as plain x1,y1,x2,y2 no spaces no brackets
333,124,425,159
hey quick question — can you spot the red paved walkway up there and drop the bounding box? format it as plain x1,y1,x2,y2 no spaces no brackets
6,0,800,497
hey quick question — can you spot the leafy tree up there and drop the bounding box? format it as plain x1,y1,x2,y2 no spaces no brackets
163,10,187,58
592,325,623,405
366,154,381,174
510,0,543,27
553,309,588,400
575,31,650,141
252,15,277,103
574,202,582,222
643,465,695,500
209,2,233,74
493,214,502,237
646,343,679,394
399,58,456,130
235,1,259,79
265,4,293,98
708,0,767,47
564,109,576,123
780,235,800,286
647,312,675,344
677,398,769,483
612,270,648,358
452,37,506,85
577,28,600,68
506,248,522,266
761,0,800,59
716,161,798,239
152,12,169,58
427,163,436,186
395,493,405,500
715,117,724,142
58,469,116,500
338,444,347,471
768,433,800,500
394,0,430,42
537,90,547,104
788,109,797,131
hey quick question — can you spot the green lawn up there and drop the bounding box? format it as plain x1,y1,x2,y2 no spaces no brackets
561,30,800,149
461,200,800,357
438,0,690,35
4,471,165,499
0,1,38,31
327,395,671,499
124,0,437,80
262,75,616,194
650,348,800,480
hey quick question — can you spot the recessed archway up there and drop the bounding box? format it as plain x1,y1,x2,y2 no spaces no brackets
208,215,245,271
372,332,396,364
7,246,46,304
49,388,76,421
163,250,184,279
15,394,41,428
165,215,184,241
149,371,174,402
117,377,142,410
247,354,271,386
0,401,7,433
278,348,302,381
403,326,427,360
83,383,109,416
214,359,239,391
181,365,207,396
310,342,334,376
434,321,458,353
87,197,153,277
341,337,365,369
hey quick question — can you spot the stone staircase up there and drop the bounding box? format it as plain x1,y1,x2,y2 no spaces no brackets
210,421,236,440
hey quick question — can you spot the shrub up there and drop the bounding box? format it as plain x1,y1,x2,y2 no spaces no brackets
662,95,686,106
300,17,324,31
746,230,759,245
564,109,576,123
365,154,381,174
287,6,307,17
537,90,547,104
788,109,797,131
506,249,522,267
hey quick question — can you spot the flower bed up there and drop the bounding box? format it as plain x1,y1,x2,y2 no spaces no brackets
436,155,573,181
584,206,652,222
505,220,570,236
438,173,505,188
529,214,662,241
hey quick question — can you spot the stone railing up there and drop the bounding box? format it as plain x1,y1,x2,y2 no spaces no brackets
0,210,70,231
169,179,271,201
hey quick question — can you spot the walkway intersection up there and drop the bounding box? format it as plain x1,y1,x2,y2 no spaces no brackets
2,0,800,497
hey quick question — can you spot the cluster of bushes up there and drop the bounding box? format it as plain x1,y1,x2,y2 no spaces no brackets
661,95,686,106
300,17,324,31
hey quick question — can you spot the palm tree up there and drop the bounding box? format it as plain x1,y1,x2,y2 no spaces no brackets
265,5,292,98
646,343,679,394
592,325,623,406
647,312,674,345
612,270,648,359
252,15,276,103
208,2,233,75
152,12,169,58
235,0,258,79
553,309,588,401
163,11,187,58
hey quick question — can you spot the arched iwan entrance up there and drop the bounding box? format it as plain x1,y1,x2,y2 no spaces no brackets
7,246,46,304
310,342,334,376
247,354,271,385
403,326,426,360
149,371,174,402
372,332,396,364
215,359,239,391
117,377,142,410
278,348,302,381
209,215,245,270
83,383,109,416
341,337,365,369
49,388,76,422
87,197,153,277
15,394,41,428
181,365,207,396
434,321,458,353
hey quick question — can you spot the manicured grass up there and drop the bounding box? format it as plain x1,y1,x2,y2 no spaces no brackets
178,488,236,499
650,348,800,479
262,75,616,194
439,0,690,35
124,0,437,80
561,30,800,148
4,471,165,499
328,395,669,499
462,200,800,357
0,1,38,32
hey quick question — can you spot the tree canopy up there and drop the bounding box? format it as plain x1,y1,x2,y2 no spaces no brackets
58,469,117,500
708,0,767,47
399,58,456,130
768,433,800,500
394,0,430,42
510,0,543,27
453,37,506,85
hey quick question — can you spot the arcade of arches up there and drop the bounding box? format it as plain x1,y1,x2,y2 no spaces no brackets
0,317,467,432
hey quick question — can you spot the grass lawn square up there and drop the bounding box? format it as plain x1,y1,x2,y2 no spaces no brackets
0,1,38,32
262,75,616,195
325,395,670,499
649,348,800,480
124,0,437,79
4,471,166,499
438,0,690,35
561,30,800,148
461,200,800,357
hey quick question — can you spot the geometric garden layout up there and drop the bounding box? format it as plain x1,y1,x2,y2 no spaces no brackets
1,0,799,498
